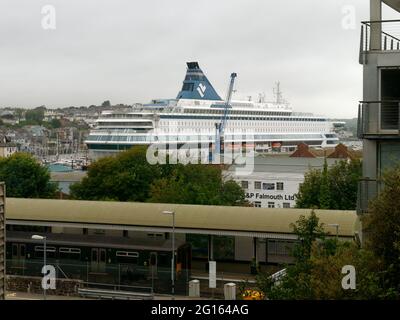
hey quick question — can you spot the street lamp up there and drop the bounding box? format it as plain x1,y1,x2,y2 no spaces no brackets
327,224,339,241
162,210,175,300
31,235,47,300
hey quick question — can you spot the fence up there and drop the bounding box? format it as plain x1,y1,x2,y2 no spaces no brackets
5,259,275,298
357,101,400,138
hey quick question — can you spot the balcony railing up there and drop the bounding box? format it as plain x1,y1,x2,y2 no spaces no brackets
357,178,381,214
357,101,400,138
360,20,400,52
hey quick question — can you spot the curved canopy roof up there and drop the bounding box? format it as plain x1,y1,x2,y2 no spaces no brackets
5,198,358,239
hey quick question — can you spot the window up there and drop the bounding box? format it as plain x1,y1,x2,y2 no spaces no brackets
147,233,164,239
268,202,275,208
116,251,139,258
34,246,56,258
268,240,295,255
254,181,261,190
241,181,249,189
59,247,81,260
263,183,275,190
283,203,291,208
254,201,262,208
182,83,194,91
35,246,56,253
100,250,106,263
20,245,25,257
59,247,81,254
276,182,284,190
12,244,18,257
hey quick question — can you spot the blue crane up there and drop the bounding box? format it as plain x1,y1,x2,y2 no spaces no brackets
214,72,237,158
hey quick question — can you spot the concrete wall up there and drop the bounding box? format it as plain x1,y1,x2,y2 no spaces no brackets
237,176,302,208
6,275,82,297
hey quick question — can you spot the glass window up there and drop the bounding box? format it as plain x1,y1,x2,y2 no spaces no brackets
277,182,284,190
241,181,249,189
283,203,291,208
91,250,98,262
254,181,262,190
254,201,262,208
186,234,208,259
182,83,194,91
115,251,139,264
213,236,234,261
59,247,81,254
12,244,18,257
100,250,106,263
268,202,275,208
267,240,276,254
20,245,25,257
263,183,275,190
116,251,139,258
34,246,56,258
59,247,81,260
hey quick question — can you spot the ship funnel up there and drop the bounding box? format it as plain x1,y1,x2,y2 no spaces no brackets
176,62,222,101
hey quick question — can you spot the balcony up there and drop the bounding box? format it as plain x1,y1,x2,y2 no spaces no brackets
360,20,400,62
357,178,381,214
357,101,400,138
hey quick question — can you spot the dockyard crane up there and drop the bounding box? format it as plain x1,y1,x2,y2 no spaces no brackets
214,72,237,158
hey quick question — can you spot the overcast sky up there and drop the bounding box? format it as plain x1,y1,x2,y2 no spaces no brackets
0,1,398,118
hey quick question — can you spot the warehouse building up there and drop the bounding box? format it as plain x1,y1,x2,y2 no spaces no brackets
225,144,357,208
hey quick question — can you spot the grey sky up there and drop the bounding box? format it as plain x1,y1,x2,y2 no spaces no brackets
0,1,397,117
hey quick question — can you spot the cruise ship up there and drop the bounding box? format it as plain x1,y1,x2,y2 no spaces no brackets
85,62,339,159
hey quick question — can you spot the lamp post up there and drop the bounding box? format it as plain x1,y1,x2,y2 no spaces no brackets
162,210,175,300
327,224,339,241
32,235,47,300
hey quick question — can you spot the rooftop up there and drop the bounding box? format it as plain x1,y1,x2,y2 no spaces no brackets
5,198,359,239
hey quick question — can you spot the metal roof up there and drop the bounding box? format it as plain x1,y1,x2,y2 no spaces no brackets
5,198,358,239
227,155,341,175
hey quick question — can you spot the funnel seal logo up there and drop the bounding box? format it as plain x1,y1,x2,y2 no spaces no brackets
197,83,206,97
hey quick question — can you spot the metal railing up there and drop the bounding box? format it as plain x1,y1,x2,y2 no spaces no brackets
357,101,400,138
5,260,190,295
357,178,381,214
360,20,400,54
78,281,154,300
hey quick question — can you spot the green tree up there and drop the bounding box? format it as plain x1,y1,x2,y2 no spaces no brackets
101,100,111,107
295,159,362,210
0,153,57,198
309,242,392,299
70,146,162,201
71,147,247,206
148,164,247,206
363,165,400,294
50,118,62,128
256,210,326,299
256,210,390,300
25,106,45,124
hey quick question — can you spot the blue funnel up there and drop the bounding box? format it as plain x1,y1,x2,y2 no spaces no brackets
176,62,222,101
